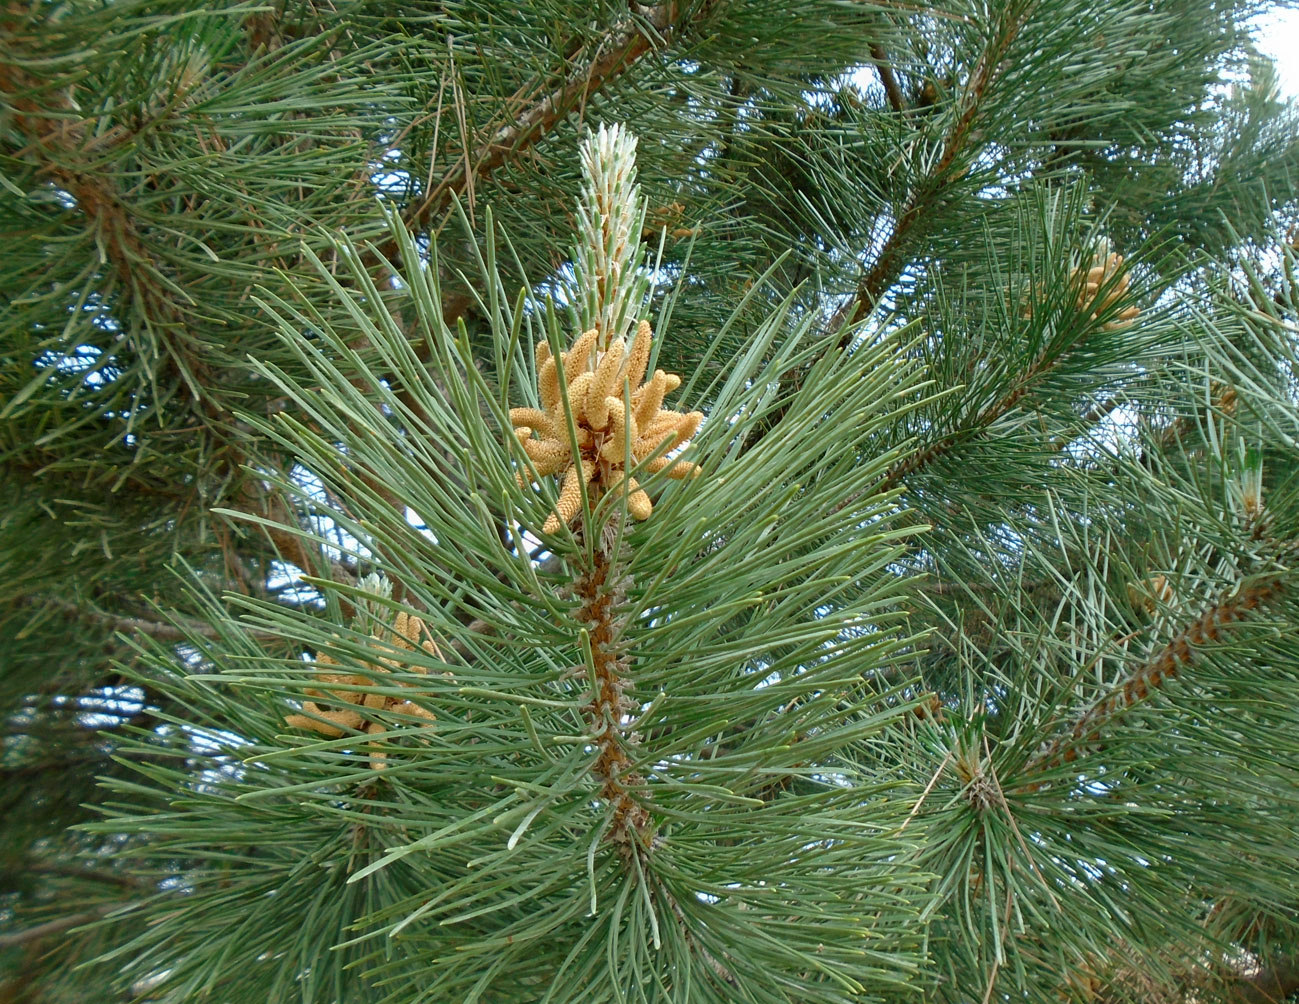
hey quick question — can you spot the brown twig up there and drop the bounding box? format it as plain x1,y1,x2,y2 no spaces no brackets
834,3,1033,334
574,522,651,849
25,863,152,891
397,2,693,248
869,42,906,113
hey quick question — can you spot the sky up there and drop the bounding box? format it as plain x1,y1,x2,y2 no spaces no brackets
1257,6,1299,97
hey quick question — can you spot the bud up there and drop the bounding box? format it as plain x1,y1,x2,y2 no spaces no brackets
573,124,650,352
1231,444,1265,526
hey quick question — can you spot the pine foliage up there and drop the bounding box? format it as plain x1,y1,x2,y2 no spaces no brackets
2,2,1298,1003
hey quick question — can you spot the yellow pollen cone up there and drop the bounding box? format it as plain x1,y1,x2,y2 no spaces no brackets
644,455,699,478
510,408,555,438
566,328,598,373
599,400,639,462
524,438,570,465
562,372,595,425
586,338,627,430
633,370,669,427
544,458,597,534
625,319,652,389
625,476,653,520
671,411,703,448
538,358,560,410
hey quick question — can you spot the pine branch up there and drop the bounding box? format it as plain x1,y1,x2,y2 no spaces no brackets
834,2,1033,332
830,341,1065,515
868,42,906,114
36,597,281,644
0,28,357,594
25,863,151,892
1048,397,1122,451
0,56,213,404
367,1,710,332
1025,569,1288,778
400,2,695,240
575,524,651,849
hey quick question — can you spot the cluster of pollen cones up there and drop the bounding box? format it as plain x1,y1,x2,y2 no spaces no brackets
284,611,440,769
1073,251,1140,330
511,319,702,533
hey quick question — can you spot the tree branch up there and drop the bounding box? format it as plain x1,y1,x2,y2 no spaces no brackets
1025,571,1288,779
869,42,906,113
834,4,1032,332
0,902,138,950
400,2,693,241
25,863,152,892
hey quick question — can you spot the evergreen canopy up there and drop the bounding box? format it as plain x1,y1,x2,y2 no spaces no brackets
2,2,1298,1003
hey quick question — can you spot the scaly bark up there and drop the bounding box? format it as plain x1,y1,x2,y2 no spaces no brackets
572,523,651,850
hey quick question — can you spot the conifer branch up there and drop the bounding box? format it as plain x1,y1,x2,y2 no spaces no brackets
0,28,353,592
834,3,1032,331
25,863,152,891
868,42,906,113
575,526,652,849
1025,572,1287,778
365,2,712,332
37,597,281,644
830,345,1062,515
399,2,695,241
0,902,136,949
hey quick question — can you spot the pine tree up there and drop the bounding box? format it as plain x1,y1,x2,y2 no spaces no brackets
3,2,1298,1002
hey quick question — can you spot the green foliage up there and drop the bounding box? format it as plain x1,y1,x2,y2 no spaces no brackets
2,0,1298,1002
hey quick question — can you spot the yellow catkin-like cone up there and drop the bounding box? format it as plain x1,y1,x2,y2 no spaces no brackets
644,455,700,478
566,328,598,373
1076,252,1137,329
585,338,627,430
625,319,652,390
632,434,671,460
538,358,561,410
285,613,440,768
633,370,669,427
390,611,437,660
365,720,389,770
599,400,639,462
523,438,570,465
1102,305,1139,331
625,476,653,520
562,372,595,425
544,458,597,533
391,699,436,721
535,339,552,368
285,707,362,737
510,408,555,438
671,411,703,448
521,450,571,480
640,410,683,440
